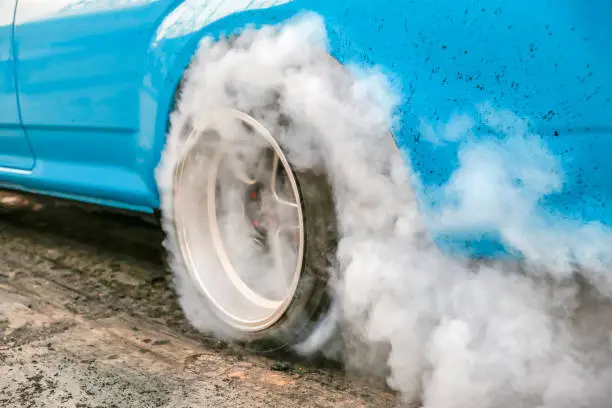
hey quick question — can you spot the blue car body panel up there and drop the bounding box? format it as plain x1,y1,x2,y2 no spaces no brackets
308,0,612,257
0,0,610,258
0,0,34,170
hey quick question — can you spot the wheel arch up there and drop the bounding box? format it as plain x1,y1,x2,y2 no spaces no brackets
136,1,304,209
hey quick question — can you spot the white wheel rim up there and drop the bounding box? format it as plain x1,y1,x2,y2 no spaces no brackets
173,109,305,333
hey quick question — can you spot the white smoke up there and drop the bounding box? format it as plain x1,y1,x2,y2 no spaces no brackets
156,12,612,408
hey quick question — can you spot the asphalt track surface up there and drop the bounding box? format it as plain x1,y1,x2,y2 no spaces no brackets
0,190,398,408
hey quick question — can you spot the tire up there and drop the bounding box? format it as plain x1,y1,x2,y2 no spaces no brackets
158,106,339,353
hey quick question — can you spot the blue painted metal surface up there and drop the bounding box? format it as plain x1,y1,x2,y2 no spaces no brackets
0,0,34,170
0,0,609,258
304,0,612,257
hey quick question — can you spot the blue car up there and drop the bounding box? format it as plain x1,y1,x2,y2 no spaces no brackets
1,0,610,351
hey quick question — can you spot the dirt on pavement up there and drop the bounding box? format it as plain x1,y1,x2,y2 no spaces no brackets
0,190,399,408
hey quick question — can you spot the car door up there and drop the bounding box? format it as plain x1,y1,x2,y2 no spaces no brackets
0,0,35,171
11,0,176,205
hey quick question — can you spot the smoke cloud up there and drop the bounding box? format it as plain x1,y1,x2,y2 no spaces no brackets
156,12,612,407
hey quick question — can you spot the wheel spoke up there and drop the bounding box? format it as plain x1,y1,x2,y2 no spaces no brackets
270,153,299,208
225,146,259,185
230,161,258,185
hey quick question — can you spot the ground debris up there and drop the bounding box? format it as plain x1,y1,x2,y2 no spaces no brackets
0,191,398,408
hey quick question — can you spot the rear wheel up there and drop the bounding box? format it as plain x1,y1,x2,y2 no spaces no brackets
161,108,338,352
